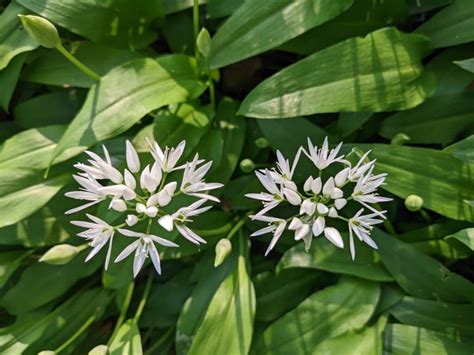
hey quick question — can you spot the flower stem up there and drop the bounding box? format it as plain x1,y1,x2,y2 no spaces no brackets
209,77,216,109
54,314,96,353
227,212,253,240
108,280,135,345
193,0,200,61
55,44,101,81
133,272,154,323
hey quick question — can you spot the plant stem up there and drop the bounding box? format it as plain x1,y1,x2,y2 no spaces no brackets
54,315,96,353
209,78,216,109
227,212,253,240
193,0,200,61
133,272,153,323
55,44,101,81
108,280,135,345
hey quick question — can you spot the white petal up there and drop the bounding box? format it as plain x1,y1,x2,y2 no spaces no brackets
283,188,301,205
110,199,127,212
65,200,102,214
176,225,206,244
324,227,344,248
288,217,303,230
317,203,329,215
328,207,338,218
322,177,335,197
118,228,143,238
126,140,141,173
312,216,325,237
265,223,286,256
349,227,356,260
311,177,322,195
124,169,136,190
158,215,174,232
126,215,138,226
335,167,350,187
251,225,276,237
149,243,161,275
133,247,147,278
335,198,347,210
303,176,313,192
136,203,146,214
115,241,140,263
104,234,114,270
145,206,158,218
150,235,179,247
295,224,310,241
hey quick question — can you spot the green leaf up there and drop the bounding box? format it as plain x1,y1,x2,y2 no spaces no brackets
0,288,111,354
0,53,26,112
161,0,205,14
188,234,255,355
384,324,474,354
380,93,474,145
207,0,245,18
397,220,470,243
207,99,246,184
0,125,68,170
50,56,206,164
426,45,474,96
0,169,70,228
209,0,354,68
0,2,38,70
389,296,474,336
281,0,408,55
338,112,372,138
444,134,474,161
0,250,32,288
254,269,327,322
278,236,393,282
1,249,102,314
313,315,387,355
240,27,434,118
361,144,474,222
17,0,162,49
22,42,144,88
109,319,143,355
253,277,380,354
445,228,474,250
407,0,452,14
454,58,474,73
371,229,474,303
415,0,474,48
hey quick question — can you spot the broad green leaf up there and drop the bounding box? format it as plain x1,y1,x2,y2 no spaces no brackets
361,144,474,222
389,296,474,336
192,128,224,175
141,269,193,327
1,249,102,314
254,277,380,354
426,45,474,96
17,0,162,49
454,58,474,73
50,56,206,164
176,250,235,355
278,236,393,282
338,112,372,138
223,175,262,210
410,239,471,260
0,125,68,170
313,315,387,355
133,103,213,156
0,250,32,288
0,169,70,228
0,53,26,112
397,220,471,243
281,0,408,55
384,324,474,354
207,0,245,18
407,0,452,14
415,0,474,48
109,319,143,355
372,229,474,303
188,235,256,355
444,134,474,161
240,27,434,118
207,99,246,184
22,42,144,88
0,288,111,354
254,269,326,322
209,0,354,68
380,93,474,145
0,3,37,70
161,0,206,14
445,228,474,250
14,91,83,128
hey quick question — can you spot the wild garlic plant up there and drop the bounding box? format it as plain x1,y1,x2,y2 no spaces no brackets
246,137,391,259
66,140,223,277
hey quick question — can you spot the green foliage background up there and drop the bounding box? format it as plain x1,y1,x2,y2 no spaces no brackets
0,0,473,353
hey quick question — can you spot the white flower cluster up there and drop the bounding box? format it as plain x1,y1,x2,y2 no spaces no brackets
66,140,222,277
246,137,391,259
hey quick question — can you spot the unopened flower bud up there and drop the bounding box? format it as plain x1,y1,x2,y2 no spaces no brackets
126,214,138,226
110,199,127,212
197,28,211,58
255,137,270,148
39,244,80,265
405,194,423,212
214,238,232,267
391,133,410,145
19,15,61,48
88,344,109,355
240,159,255,173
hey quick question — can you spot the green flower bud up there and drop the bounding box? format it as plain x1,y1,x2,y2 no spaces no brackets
405,194,423,212
255,137,270,148
214,238,232,267
240,158,255,173
39,244,80,265
88,344,109,355
18,15,61,49
38,351,55,355
391,133,410,145
197,28,211,58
